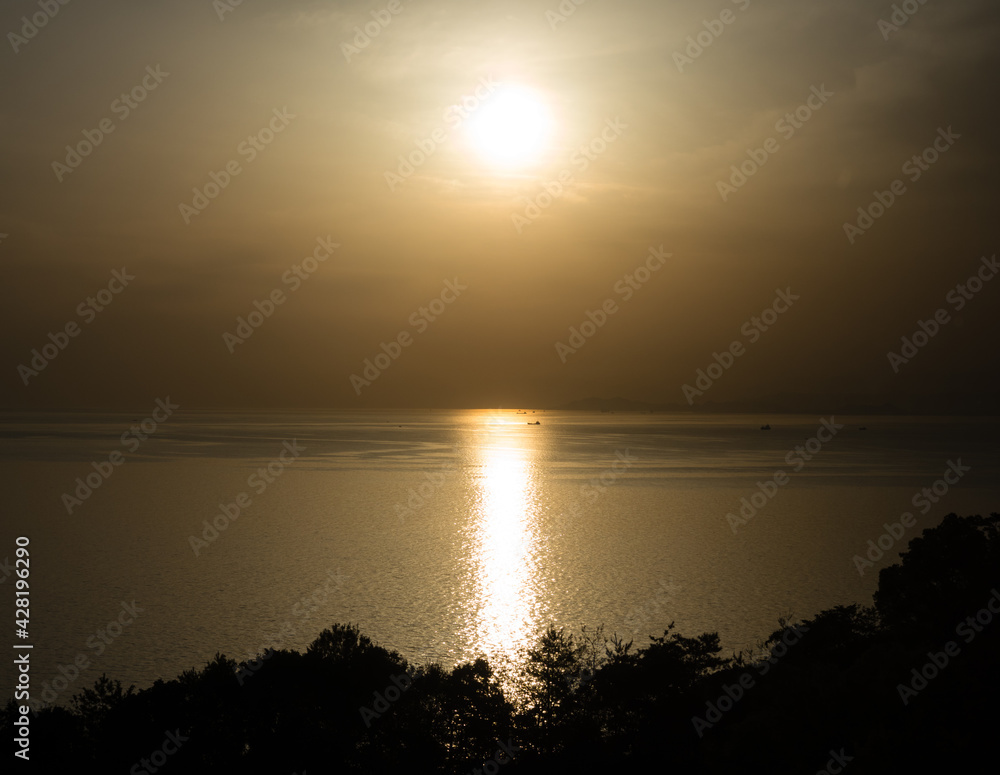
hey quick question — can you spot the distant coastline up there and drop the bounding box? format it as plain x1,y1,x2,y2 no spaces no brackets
553,395,1000,416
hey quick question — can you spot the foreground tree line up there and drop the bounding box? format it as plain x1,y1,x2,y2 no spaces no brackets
5,513,999,773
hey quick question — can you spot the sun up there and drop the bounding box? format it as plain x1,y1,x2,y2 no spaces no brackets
465,85,554,168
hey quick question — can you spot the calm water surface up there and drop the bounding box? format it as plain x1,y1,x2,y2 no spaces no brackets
2,410,998,703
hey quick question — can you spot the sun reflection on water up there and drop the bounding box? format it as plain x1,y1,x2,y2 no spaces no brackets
466,417,545,679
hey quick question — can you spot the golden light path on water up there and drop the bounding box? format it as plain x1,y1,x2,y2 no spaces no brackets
463,413,546,682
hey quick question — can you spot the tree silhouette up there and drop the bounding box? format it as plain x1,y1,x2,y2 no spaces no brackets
6,514,1000,773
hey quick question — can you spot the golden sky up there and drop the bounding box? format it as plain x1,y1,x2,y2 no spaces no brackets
2,0,998,409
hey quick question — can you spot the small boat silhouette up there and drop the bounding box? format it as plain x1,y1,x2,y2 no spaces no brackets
528,421,541,425
760,424,771,430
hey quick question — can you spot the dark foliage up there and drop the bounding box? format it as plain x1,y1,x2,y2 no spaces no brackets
5,513,999,773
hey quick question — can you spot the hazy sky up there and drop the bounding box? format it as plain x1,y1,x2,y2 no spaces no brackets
2,0,998,410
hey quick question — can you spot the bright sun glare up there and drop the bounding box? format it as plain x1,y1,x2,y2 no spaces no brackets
466,85,553,168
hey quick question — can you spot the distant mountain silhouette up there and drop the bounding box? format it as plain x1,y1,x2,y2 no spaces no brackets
554,393,1000,415
555,396,661,412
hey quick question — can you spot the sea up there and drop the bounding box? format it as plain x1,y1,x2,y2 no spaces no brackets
2,409,998,706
